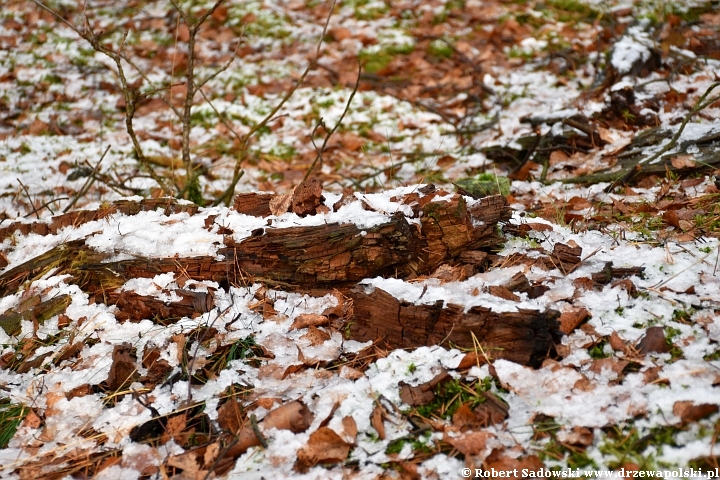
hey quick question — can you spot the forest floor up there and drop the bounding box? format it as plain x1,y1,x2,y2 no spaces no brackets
1,0,720,478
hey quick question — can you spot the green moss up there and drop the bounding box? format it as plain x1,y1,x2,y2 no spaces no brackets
428,39,453,59
359,43,414,74
454,173,511,198
411,377,494,420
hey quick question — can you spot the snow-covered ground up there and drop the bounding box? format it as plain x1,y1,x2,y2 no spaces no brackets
1,0,719,477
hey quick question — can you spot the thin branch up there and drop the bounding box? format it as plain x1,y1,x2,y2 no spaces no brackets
63,145,111,213
17,179,39,219
30,0,171,194
304,62,361,181
212,0,338,206
607,81,720,191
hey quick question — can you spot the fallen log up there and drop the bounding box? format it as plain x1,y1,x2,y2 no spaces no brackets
220,191,510,284
347,286,560,368
0,188,561,367
0,190,511,296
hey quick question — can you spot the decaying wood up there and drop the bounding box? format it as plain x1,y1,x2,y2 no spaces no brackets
107,289,215,324
221,193,510,285
347,286,560,368
591,261,645,284
0,190,562,367
0,192,510,297
0,294,72,335
233,193,274,217
547,242,582,274
0,197,198,244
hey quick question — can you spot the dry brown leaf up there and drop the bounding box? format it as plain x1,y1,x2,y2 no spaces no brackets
452,404,478,429
329,26,351,41
295,427,350,472
282,363,306,378
670,154,696,169
636,326,670,355
262,400,314,433
21,409,42,429
300,325,331,346
217,397,244,434
484,447,544,471
442,430,494,456
338,132,365,152
166,450,203,476
609,331,628,354
321,289,349,319
66,384,93,400
589,357,628,376
557,426,594,446
525,222,553,232
457,351,488,370
290,313,329,330
269,190,294,216
673,401,719,425
103,343,139,391
370,405,386,440
341,415,358,443
162,412,189,445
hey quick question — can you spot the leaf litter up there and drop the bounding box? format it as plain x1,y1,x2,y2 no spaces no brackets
0,0,720,477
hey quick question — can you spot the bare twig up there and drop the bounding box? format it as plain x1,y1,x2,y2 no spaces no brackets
63,145,111,213
17,179,39,219
212,0,339,206
304,62,361,181
29,0,171,194
607,81,720,191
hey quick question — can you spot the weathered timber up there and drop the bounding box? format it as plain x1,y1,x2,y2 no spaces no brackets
0,198,198,244
220,193,510,284
107,289,215,324
567,123,720,185
347,286,560,368
0,294,72,335
0,192,510,297
233,193,274,217
0,239,87,298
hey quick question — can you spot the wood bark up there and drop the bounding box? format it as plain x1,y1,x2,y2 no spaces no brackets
347,286,560,368
0,192,510,296
0,191,563,367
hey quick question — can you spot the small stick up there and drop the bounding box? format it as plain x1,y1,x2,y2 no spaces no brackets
17,179,39,219
304,62,362,181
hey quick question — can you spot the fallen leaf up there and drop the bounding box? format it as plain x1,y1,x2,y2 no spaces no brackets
217,397,244,434
557,426,593,446
269,190,294,216
290,313,329,330
673,401,718,425
370,405,386,440
103,343,139,391
442,430,494,456
300,325,331,345
341,415,358,443
295,427,350,472
670,154,696,169
21,409,42,429
636,326,670,355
